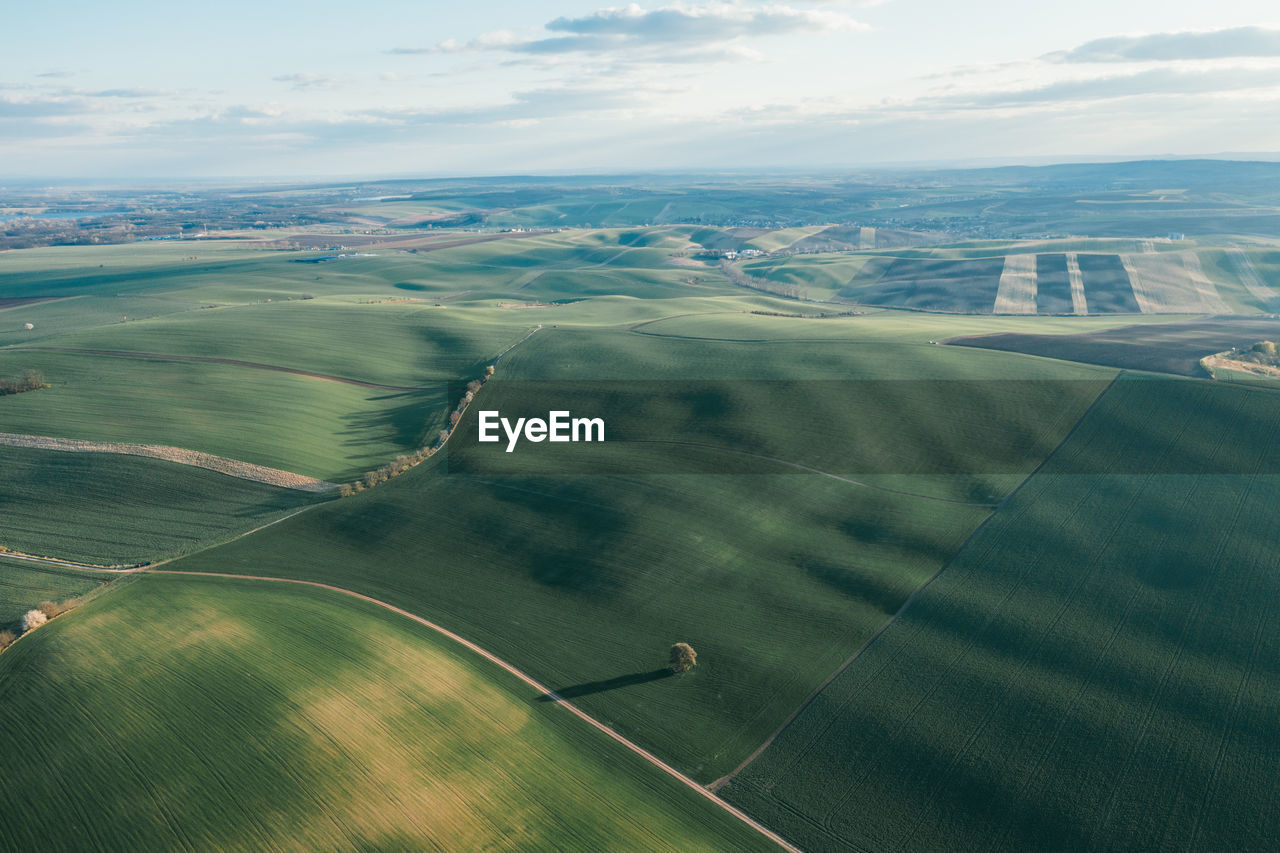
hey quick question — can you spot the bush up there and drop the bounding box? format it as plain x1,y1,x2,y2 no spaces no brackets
0,369,49,396
37,600,62,619
1251,340,1278,357
0,630,16,651
21,609,48,633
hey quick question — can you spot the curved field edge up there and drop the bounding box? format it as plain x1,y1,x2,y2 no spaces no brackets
0,433,334,491
0,445,322,564
722,378,1280,852
0,573,781,852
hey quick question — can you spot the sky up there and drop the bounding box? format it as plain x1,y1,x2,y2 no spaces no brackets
2,0,1279,178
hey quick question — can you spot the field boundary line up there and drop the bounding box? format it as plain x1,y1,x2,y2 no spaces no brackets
0,505,322,574
0,432,336,492
709,373,1122,791
4,346,427,392
620,440,999,507
0,549,144,573
147,568,801,853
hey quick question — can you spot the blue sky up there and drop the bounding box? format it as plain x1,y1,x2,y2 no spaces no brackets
3,1,1278,178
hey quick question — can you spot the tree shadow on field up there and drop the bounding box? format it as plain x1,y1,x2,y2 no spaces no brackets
536,668,674,702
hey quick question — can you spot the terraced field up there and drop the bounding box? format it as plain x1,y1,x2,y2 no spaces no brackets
0,573,779,852
724,378,1280,851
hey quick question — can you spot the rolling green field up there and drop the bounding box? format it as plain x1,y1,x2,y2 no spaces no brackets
5,178,1280,852
0,350,444,480
163,319,1118,782
0,573,778,852
0,445,320,564
724,377,1280,851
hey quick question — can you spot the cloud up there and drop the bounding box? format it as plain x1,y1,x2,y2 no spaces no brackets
87,88,171,98
392,2,865,56
937,67,1280,108
273,73,337,90
0,96,92,117
1050,26,1280,63
36,71,76,79
364,86,640,126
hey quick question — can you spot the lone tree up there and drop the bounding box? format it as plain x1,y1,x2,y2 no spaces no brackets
21,609,47,633
669,642,698,674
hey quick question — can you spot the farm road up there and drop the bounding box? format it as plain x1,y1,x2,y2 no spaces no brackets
150,568,802,853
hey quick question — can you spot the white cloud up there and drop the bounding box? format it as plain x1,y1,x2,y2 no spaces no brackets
1049,27,1280,63
273,73,338,90
392,3,866,56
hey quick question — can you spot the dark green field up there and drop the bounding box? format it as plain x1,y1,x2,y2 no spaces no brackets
0,445,319,564
949,316,1280,377
843,256,1007,313
723,378,1280,851
0,563,105,631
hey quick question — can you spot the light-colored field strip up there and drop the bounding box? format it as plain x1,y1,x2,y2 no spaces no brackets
1121,252,1227,313
1066,253,1088,315
859,226,876,250
1225,247,1278,303
0,433,335,492
1180,253,1233,313
152,569,801,852
993,253,1038,314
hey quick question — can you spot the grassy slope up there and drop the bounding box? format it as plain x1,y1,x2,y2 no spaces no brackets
0,351,443,481
0,445,319,564
0,563,105,630
725,377,1280,852
0,574,777,852
165,322,1114,781
35,300,527,389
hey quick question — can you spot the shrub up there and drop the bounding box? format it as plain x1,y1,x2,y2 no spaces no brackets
37,600,62,619
338,483,354,498
1250,340,1278,357
467,379,482,393
0,630,16,651
21,609,48,633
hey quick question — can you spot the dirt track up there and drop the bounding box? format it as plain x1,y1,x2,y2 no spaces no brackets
8,347,425,392
0,432,336,492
